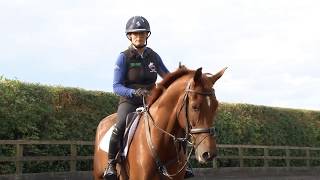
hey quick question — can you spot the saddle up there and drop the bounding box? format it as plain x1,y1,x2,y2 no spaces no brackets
99,110,142,158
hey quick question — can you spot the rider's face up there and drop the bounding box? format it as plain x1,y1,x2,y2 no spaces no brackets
129,32,148,48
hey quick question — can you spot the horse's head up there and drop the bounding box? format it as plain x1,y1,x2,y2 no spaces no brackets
179,67,227,163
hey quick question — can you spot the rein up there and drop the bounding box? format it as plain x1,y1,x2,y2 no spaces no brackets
142,79,216,179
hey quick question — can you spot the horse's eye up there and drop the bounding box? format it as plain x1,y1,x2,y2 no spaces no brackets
192,105,200,112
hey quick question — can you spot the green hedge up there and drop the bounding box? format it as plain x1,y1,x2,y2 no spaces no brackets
2,77,319,145
0,77,119,173
215,103,320,167
1,77,320,172
0,77,118,141
216,103,320,147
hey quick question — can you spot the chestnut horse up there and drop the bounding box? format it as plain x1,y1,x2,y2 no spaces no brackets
93,67,227,180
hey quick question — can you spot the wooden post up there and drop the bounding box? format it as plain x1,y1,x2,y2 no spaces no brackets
239,147,244,167
70,144,77,172
306,148,310,167
264,148,269,167
285,147,290,168
15,143,23,174
212,158,218,169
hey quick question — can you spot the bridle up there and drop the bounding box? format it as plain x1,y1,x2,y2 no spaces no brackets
182,80,217,137
142,79,217,179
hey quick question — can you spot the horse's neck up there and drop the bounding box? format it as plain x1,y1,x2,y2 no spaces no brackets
149,78,187,139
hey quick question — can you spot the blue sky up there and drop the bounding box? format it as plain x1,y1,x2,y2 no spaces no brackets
1,0,320,110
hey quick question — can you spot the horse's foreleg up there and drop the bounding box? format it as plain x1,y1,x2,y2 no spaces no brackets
118,161,129,180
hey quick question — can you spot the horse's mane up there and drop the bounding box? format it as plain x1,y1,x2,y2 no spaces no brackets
147,67,193,106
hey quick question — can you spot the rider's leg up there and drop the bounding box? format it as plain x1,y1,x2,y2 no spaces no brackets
103,102,137,180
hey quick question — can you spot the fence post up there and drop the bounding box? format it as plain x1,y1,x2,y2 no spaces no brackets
306,148,310,167
264,148,269,167
238,147,244,167
70,143,77,172
15,143,23,174
285,147,290,168
212,158,218,169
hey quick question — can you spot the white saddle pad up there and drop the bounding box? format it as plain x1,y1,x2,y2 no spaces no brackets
99,124,115,153
99,114,141,157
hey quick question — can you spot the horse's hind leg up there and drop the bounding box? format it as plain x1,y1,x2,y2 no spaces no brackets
93,148,108,180
93,114,117,180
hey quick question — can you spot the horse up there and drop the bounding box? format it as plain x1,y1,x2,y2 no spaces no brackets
93,66,227,180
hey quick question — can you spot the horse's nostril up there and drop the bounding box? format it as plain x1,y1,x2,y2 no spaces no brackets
202,152,216,161
202,152,210,161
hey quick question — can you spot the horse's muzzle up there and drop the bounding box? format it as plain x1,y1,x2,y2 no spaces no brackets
196,148,217,163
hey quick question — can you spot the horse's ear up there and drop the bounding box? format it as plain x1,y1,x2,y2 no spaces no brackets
194,67,202,84
210,67,227,84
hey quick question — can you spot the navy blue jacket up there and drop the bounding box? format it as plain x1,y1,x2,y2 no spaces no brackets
113,46,169,98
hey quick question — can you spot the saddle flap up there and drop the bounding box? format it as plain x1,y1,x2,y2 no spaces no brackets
125,112,138,132
122,112,141,156
99,112,141,157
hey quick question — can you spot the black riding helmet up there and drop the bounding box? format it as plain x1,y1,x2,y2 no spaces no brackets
125,16,151,48
125,16,151,34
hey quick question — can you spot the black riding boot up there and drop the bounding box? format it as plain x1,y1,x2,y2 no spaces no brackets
103,127,121,180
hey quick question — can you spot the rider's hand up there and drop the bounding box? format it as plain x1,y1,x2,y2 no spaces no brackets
133,88,150,97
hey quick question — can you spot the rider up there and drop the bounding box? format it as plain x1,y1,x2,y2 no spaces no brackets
103,16,194,180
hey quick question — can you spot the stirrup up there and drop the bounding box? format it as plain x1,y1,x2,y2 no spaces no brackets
103,161,117,180
184,164,194,179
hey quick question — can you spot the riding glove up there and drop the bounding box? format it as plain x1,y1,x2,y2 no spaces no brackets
133,88,150,97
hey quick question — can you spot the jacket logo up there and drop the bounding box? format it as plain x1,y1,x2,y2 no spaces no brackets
148,62,157,73
129,62,141,68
